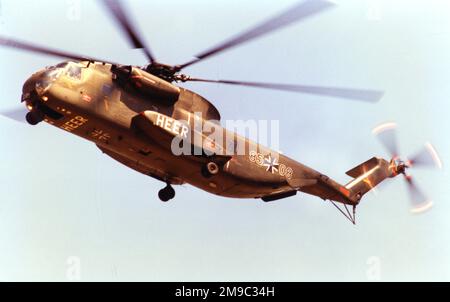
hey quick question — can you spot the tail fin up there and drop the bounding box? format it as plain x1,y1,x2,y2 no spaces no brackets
345,157,393,200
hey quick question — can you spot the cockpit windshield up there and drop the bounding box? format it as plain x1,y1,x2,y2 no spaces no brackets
66,64,82,80
56,62,83,80
36,62,84,93
35,68,63,94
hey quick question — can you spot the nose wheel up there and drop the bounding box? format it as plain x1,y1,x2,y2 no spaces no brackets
25,110,44,125
158,183,175,202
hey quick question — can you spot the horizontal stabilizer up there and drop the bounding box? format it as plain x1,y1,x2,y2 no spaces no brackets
346,157,379,178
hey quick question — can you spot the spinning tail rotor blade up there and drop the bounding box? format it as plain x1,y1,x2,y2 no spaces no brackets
101,0,156,63
404,175,433,214
407,142,443,169
177,0,335,70
184,78,384,102
372,122,399,158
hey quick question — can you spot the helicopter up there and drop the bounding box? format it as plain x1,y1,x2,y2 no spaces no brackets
0,0,441,223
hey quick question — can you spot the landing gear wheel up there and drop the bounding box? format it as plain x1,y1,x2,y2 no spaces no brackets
26,111,44,125
158,184,175,202
201,161,220,178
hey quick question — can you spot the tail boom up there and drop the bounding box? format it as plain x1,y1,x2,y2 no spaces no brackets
344,157,399,202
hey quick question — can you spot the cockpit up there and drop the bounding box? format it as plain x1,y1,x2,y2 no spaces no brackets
55,62,82,80
22,61,87,125
35,61,83,94
35,68,62,94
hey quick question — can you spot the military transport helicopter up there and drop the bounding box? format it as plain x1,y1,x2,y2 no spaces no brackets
0,0,441,223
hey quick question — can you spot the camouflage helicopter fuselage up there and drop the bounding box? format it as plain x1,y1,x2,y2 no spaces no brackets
22,61,397,204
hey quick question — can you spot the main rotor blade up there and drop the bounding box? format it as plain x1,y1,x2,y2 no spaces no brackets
177,0,335,70
407,142,442,169
184,77,384,102
372,122,399,158
0,107,27,123
404,175,433,214
0,36,111,63
101,0,156,63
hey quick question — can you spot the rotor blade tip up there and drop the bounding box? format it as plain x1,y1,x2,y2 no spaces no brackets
372,122,397,135
374,91,385,101
321,0,338,7
425,142,443,169
410,200,433,214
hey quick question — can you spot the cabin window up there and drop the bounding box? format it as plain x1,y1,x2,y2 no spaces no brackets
102,84,113,96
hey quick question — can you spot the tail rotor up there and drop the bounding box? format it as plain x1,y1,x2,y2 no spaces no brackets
372,122,442,214
407,142,443,169
372,122,399,159
404,174,433,214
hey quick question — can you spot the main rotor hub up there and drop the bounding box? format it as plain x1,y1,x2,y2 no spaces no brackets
144,62,182,83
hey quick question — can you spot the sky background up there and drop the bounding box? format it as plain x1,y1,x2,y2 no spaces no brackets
0,0,449,281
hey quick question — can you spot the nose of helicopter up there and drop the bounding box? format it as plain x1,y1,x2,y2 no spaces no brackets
22,70,44,94
21,70,45,112
21,67,61,109
21,67,65,125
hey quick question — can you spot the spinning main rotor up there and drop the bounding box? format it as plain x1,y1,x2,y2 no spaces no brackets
0,0,384,103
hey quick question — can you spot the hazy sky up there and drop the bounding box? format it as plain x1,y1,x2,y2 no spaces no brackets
0,0,449,281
